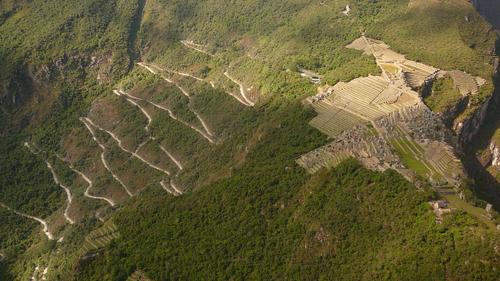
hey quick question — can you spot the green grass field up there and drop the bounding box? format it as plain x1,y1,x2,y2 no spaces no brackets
424,77,464,113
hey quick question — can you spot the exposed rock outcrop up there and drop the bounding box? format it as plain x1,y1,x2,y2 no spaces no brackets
455,59,500,149
439,96,469,127
490,141,500,168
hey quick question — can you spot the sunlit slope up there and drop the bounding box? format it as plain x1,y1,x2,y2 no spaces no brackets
0,0,499,280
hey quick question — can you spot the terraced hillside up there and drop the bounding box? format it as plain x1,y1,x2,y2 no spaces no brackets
303,37,477,186
81,221,120,255
299,36,493,233
1,0,500,280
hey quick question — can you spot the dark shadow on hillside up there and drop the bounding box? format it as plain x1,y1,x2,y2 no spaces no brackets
128,0,146,63
464,152,500,209
0,262,13,281
473,0,500,30
463,56,500,210
496,31,500,56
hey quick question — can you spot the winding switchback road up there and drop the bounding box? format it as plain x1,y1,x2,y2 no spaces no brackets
180,40,215,57
118,89,215,143
160,180,183,196
55,154,116,207
46,162,75,224
84,117,172,176
159,145,184,170
24,142,75,224
81,118,134,197
0,202,55,240
223,71,255,106
112,90,153,132
137,63,215,139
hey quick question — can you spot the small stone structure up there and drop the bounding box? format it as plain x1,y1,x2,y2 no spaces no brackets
299,68,322,84
429,200,452,224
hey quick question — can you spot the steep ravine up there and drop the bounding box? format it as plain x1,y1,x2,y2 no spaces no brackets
456,59,500,147
458,1,499,148
459,56,500,208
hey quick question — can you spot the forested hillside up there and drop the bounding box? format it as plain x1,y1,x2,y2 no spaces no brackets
0,0,499,280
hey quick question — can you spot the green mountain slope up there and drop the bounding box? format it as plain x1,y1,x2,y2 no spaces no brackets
77,117,500,281
0,0,499,280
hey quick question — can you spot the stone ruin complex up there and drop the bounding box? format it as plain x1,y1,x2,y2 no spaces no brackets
298,36,473,189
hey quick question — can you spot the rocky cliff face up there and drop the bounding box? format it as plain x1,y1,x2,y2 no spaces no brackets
491,141,500,168
440,96,469,128
457,2,500,189
456,59,500,149
453,1,499,149
472,0,500,29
